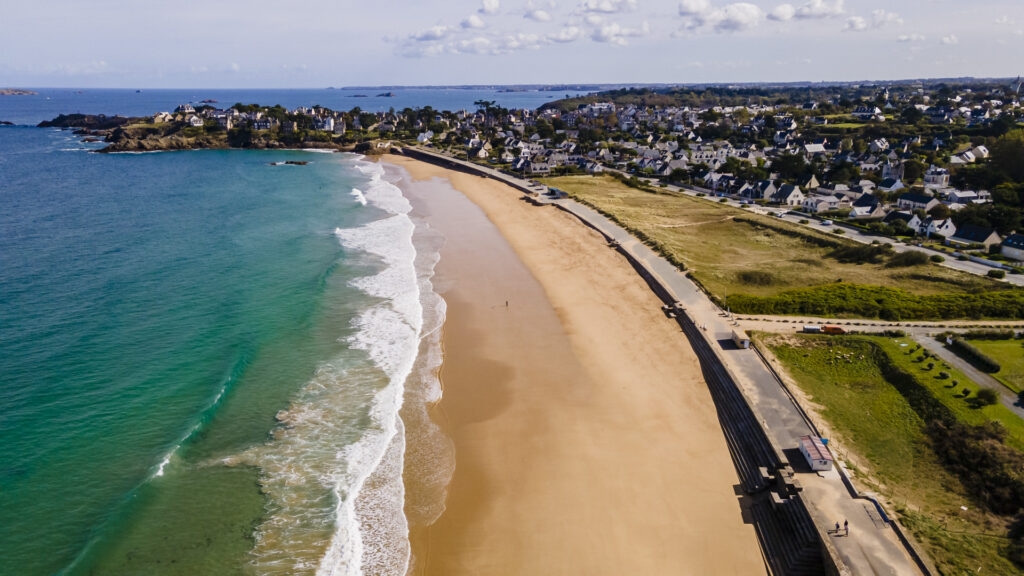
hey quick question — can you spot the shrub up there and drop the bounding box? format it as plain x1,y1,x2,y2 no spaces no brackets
989,269,1007,279
976,388,1000,406
949,337,1002,373
799,219,809,224
930,254,945,263
938,371,950,379
830,244,889,264
737,270,775,286
719,198,728,203
886,251,930,268
833,228,845,234
963,329,1015,340
957,255,969,261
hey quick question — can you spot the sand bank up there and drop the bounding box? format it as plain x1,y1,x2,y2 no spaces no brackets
387,155,764,575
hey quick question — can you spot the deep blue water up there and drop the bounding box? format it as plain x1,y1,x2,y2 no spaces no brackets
0,87,581,126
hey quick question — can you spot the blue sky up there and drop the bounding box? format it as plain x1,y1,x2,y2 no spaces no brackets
2,0,1022,87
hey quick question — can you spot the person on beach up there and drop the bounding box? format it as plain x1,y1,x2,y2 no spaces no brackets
834,522,840,534
844,519,849,535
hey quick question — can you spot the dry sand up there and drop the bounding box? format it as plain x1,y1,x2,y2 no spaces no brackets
386,155,765,575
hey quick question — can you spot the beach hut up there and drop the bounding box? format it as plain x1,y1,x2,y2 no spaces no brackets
732,329,750,349
798,435,834,471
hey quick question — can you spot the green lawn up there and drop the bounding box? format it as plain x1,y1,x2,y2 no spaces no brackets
871,336,1024,451
966,339,1024,394
759,332,1021,575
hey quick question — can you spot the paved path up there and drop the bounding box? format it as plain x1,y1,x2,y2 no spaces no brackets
914,337,1024,418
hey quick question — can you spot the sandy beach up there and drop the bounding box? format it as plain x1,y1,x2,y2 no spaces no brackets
387,154,765,575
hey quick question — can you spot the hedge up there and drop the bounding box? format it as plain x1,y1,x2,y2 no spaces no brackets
727,283,1024,321
949,337,1002,373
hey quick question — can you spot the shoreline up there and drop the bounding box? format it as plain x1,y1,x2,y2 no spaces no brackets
387,155,765,574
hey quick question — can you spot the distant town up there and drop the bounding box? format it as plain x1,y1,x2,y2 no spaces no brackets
38,78,1024,265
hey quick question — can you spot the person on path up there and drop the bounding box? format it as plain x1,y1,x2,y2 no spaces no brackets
844,519,849,535
834,522,840,534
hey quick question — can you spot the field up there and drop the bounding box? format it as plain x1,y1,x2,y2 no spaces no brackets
542,175,1011,319
967,338,1024,393
759,332,1023,575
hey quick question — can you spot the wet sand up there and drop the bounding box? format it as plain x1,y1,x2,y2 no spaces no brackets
387,155,765,575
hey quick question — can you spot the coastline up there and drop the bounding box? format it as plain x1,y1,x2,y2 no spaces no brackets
387,155,765,574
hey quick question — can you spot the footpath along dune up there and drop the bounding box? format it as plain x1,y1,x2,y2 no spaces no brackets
386,154,765,575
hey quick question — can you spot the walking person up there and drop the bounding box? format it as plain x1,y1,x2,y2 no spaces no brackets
844,519,849,535
834,521,840,534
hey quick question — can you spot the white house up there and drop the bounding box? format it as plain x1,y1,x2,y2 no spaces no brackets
801,194,841,213
771,184,805,206
924,165,950,189
416,130,434,144
920,217,957,238
896,192,938,212
1001,234,1024,261
187,115,204,127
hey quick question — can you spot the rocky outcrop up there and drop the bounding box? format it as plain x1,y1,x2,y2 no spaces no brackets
38,114,135,130
0,89,38,96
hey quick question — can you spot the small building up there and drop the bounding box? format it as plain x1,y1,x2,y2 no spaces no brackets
799,435,834,472
732,329,750,349
1001,233,1024,261
896,192,938,212
950,224,1002,248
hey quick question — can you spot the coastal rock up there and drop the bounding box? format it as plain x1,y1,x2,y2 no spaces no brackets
38,114,133,130
0,88,38,96
0,120,14,126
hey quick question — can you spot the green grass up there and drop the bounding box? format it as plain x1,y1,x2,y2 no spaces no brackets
760,332,1021,575
542,175,1016,319
967,339,1024,394
827,122,868,129
869,336,1024,451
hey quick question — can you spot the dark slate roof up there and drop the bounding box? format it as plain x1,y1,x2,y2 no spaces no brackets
853,194,879,208
1002,233,1024,249
954,224,999,242
883,211,916,224
898,192,934,205
879,178,903,189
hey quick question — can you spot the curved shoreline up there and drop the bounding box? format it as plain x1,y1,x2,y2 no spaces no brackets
387,155,765,575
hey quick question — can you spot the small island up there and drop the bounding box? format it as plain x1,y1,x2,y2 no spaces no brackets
0,88,38,96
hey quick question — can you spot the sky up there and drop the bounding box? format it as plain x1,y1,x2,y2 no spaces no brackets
2,0,1023,88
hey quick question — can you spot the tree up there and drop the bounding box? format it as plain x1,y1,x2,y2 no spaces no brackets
992,129,1024,182
928,203,952,220
976,388,999,406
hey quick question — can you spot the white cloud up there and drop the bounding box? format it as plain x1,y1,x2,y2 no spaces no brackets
480,0,500,14
525,9,552,21
462,14,486,29
585,14,605,25
579,0,637,13
548,25,583,42
871,9,902,27
995,15,1014,25
941,34,959,45
709,3,764,31
409,25,451,42
452,36,493,54
591,21,649,44
844,16,865,31
794,0,844,20
768,4,795,21
897,33,925,42
681,2,765,33
678,0,711,16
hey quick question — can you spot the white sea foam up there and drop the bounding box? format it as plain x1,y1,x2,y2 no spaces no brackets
231,157,439,576
350,188,367,206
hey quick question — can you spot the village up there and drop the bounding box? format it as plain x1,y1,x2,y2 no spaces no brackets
123,79,1024,266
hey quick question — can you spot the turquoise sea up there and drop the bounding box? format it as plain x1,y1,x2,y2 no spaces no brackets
0,124,448,574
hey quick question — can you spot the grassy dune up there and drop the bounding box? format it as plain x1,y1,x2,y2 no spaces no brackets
544,175,1017,318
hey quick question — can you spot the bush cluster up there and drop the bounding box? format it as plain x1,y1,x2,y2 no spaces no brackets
728,284,1024,320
